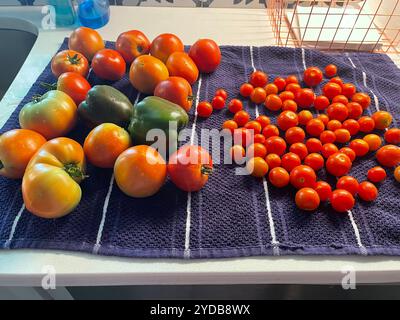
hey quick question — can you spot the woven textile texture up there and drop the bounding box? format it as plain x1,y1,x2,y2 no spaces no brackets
1,38,400,259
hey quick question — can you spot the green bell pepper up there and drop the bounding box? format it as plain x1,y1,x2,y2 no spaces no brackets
128,96,189,152
78,85,133,128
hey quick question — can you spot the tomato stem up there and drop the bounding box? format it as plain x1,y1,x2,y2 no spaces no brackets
0,160,3,171
188,95,195,101
31,94,43,103
68,53,81,65
40,82,57,90
201,164,213,176
63,163,87,181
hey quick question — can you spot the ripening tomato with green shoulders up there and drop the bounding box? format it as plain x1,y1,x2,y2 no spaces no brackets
22,137,86,219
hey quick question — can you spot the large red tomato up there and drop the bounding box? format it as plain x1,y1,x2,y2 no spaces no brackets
154,76,193,112
91,49,126,81
116,30,151,64
168,145,213,192
150,33,184,63
189,39,221,73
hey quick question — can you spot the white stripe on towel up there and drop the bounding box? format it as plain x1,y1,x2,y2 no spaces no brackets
4,204,25,249
250,46,280,255
347,210,368,255
184,75,203,259
301,48,307,71
93,173,115,254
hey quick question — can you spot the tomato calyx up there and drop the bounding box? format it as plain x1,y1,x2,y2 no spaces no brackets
0,160,3,171
67,53,83,65
40,82,57,91
187,95,195,102
31,94,43,103
63,163,87,181
201,164,213,176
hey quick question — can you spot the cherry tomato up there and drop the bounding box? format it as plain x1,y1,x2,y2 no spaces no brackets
244,121,262,135
346,102,363,119
306,138,323,153
332,95,349,105
251,87,267,104
240,83,254,97
339,147,356,162
295,88,315,108
264,94,282,111
363,134,382,151
342,119,360,136
367,166,386,183
215,89,228,100
320,130,336,144
285,127,305,145
286,75,298,84
306,118,325,137
115,30,151,64
249,71,268,88
385,128,400,145
247,143,267,158
358,116,375,133
154,76,193,112
265,153,281,169
296,188,320,211
197,101,213,117
246,157,269,177
334,129,351,144
342,83,356,99
254,133,266,144
290,165,317,189
68,27,105,61
262,124,280,139
188,39,221,73
279,90,295,102
395,166,400,182
327,103,349,122
376,145,400,167
268,167,290,187
51,50,89,78
228,99,243,113
321,143,339,159
281,152,301,172
92,49,126,81
349,139,369,157
316,114,330,126
298,110,313,126
326,152,352,177
304,67,323,87
322,82,342,100
277,111,298,131
358,181,378,202
55,72,91,106
255,115,271,129
351,92,371,110
289,142,308,160
211,96,225,110
265,83,279,95
314,181,332,201
273,77,286,92
150,33,184,63
265,136,287,156
230,145,246,164
325,64,337,78
372,111,392,130
286,83,301,94
282,99,298,112
222,120,238,133
330,189,355,212
304,153,324,171
336,176,359,196
234,110,250,127
234,128,253,147
314,95,330,111
329,77,344,87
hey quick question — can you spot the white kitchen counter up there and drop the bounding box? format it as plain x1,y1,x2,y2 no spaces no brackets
1,5,400,287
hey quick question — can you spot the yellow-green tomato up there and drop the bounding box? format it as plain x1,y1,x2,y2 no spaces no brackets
84,123,131,168
22,137,86,219
19,90,77,139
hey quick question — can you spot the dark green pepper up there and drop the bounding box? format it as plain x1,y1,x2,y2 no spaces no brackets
78,85,133,128
128,96,189,152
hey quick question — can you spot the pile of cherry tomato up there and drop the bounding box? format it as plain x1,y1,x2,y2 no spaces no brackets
213,65,400,213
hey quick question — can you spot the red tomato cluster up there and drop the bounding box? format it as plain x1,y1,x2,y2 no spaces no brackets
219,66,400,213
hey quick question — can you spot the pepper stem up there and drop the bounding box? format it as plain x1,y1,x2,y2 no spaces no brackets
40,82,57,90
63,163,87,181
201,164,213,176
0,160,4,171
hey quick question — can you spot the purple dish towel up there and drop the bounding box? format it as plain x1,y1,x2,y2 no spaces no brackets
1,38,400,259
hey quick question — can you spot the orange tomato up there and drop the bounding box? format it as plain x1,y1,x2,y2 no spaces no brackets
295,188,320,211
395,166,400,182
51,50,89,78
166,52,199,85
264,94,282,111
372,111,392,130
150,33,184,63
376,145,400,167
363,134,382,151
250,87,267,104
68,27,105,61
114,145,167,197
84,123,131,168
129,55,169,94
115,30,151,64
230,145,246,164
0,129,46,179
154,76,193,112
246,157,269,177
264,83,279,95
268,167,289,187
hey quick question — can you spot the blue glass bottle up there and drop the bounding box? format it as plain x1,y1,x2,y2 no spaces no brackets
76,0,110,29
